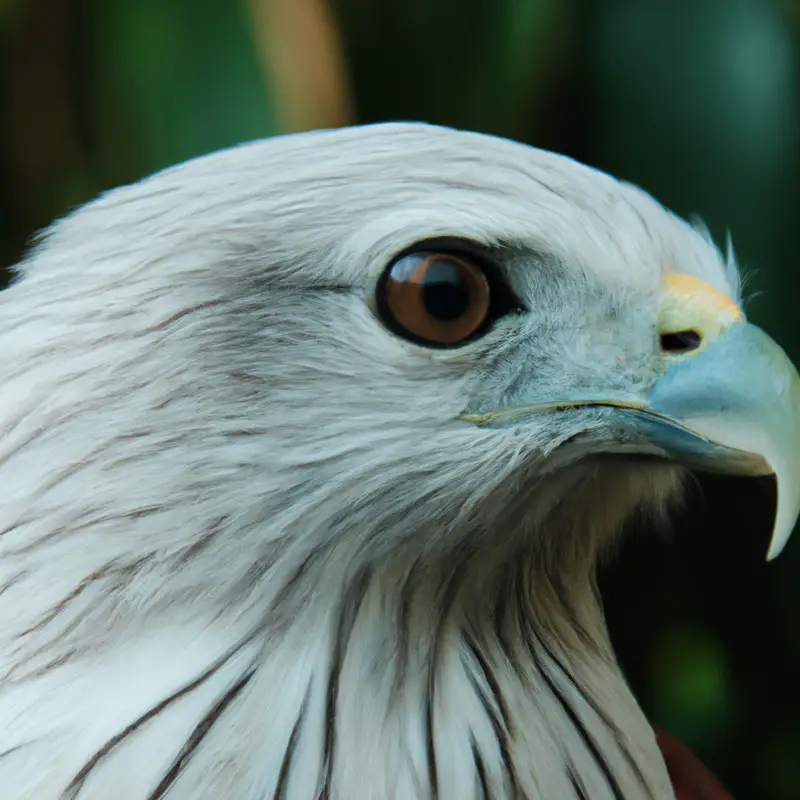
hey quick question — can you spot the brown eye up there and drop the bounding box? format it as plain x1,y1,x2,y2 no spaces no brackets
376,252,492,346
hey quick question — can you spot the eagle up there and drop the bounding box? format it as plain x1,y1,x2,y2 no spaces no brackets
0,123,796,799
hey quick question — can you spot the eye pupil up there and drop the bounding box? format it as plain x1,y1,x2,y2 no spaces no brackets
422,261,471,321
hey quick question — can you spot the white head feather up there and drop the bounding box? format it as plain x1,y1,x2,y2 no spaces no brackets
0,124,737,799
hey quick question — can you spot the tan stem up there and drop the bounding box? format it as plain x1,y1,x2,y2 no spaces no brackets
247,0,354,133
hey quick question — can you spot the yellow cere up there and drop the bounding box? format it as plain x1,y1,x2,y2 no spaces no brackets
659,273,744,349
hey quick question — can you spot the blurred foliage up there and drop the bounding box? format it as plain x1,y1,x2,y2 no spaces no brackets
2,0,799,796
651,626,731,745
91,0,277,175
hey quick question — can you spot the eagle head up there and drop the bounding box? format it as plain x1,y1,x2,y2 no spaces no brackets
0,124,796,799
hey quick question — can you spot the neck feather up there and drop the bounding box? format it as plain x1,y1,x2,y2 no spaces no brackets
0,463,683,799
0,552,673,799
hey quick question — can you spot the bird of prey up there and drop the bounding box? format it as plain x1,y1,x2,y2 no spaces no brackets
0,123,796,800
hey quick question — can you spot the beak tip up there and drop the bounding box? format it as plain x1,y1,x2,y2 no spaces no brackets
766,523,792,562
765,502,796,561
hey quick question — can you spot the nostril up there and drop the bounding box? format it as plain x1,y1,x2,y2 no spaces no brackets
661,330,702,353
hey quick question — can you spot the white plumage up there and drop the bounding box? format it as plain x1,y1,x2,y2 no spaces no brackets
0,124,777,798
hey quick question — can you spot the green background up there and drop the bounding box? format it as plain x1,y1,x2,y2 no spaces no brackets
2,1,798,795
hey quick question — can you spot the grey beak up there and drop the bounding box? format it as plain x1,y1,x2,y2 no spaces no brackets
637,322,800,559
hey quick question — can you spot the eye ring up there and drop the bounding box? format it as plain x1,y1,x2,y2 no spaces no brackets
376,251,495,347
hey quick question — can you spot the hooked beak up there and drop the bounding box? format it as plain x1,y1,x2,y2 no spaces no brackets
463,277,800,560
629,321,800,559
